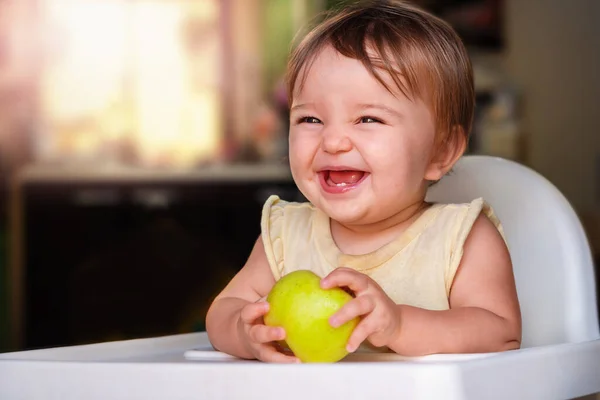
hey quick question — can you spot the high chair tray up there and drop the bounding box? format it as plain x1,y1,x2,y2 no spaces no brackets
1,332,599,400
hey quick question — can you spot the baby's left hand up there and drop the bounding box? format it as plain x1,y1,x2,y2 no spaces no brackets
321,267,400,352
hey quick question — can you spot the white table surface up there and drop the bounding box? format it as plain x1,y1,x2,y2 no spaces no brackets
1,332,599,400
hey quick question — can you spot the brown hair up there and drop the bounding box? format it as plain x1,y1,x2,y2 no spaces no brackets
286,0,475,144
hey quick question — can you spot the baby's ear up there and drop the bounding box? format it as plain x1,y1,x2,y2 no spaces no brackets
424,126,466,181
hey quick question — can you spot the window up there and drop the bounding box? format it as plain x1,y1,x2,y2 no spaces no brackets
38,0,223,168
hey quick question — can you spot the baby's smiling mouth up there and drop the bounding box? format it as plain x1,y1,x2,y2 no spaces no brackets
322,170,367,187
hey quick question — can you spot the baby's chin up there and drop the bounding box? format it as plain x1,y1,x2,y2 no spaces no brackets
299,185,381,222
319,202,377,226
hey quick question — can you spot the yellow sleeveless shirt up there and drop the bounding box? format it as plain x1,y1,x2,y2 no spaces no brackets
261,195,503,311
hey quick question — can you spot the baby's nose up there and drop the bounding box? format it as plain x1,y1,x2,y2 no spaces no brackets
321,125,352,153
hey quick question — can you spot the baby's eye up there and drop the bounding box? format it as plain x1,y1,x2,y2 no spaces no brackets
359,116,382,124
297,116,322,124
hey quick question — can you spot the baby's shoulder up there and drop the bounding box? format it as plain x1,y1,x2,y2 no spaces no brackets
430,197,486,214
262,195,317,220
424,197,504,244
260,196,320,280
261,195,320,239
429,197,495,219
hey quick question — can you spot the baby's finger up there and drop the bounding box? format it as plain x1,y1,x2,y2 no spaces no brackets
248,324,285,344
240,301,269,324
329,295,375,328
257,344,300,363
345,315,378,353
321,267,370,294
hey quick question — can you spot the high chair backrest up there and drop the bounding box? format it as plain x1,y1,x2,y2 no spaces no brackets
426,155,599,348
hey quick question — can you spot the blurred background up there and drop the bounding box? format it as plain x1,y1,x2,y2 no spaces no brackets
0,0,598,352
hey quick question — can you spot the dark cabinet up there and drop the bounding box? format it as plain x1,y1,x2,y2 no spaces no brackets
11,165,302,350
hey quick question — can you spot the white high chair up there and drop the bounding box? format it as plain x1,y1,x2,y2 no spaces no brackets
426,155,600,348
1,156,599,400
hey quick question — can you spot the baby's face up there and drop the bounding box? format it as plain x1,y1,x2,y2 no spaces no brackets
289,45,439,226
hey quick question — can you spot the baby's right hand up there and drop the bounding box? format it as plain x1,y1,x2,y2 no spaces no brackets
238,301,299,363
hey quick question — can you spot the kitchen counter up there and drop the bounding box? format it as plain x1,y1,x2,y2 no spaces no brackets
16,162,294,184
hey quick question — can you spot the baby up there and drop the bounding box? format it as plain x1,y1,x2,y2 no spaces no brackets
206,0,521,362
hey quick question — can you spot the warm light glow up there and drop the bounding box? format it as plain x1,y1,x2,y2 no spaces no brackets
39,0,221,167
42,2,127,121
131,2,221,167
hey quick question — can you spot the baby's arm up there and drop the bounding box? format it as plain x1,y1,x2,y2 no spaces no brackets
389,213,522,355
324,213,521,355
206,236,296,362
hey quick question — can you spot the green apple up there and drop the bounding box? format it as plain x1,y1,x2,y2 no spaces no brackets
264,270,359,363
